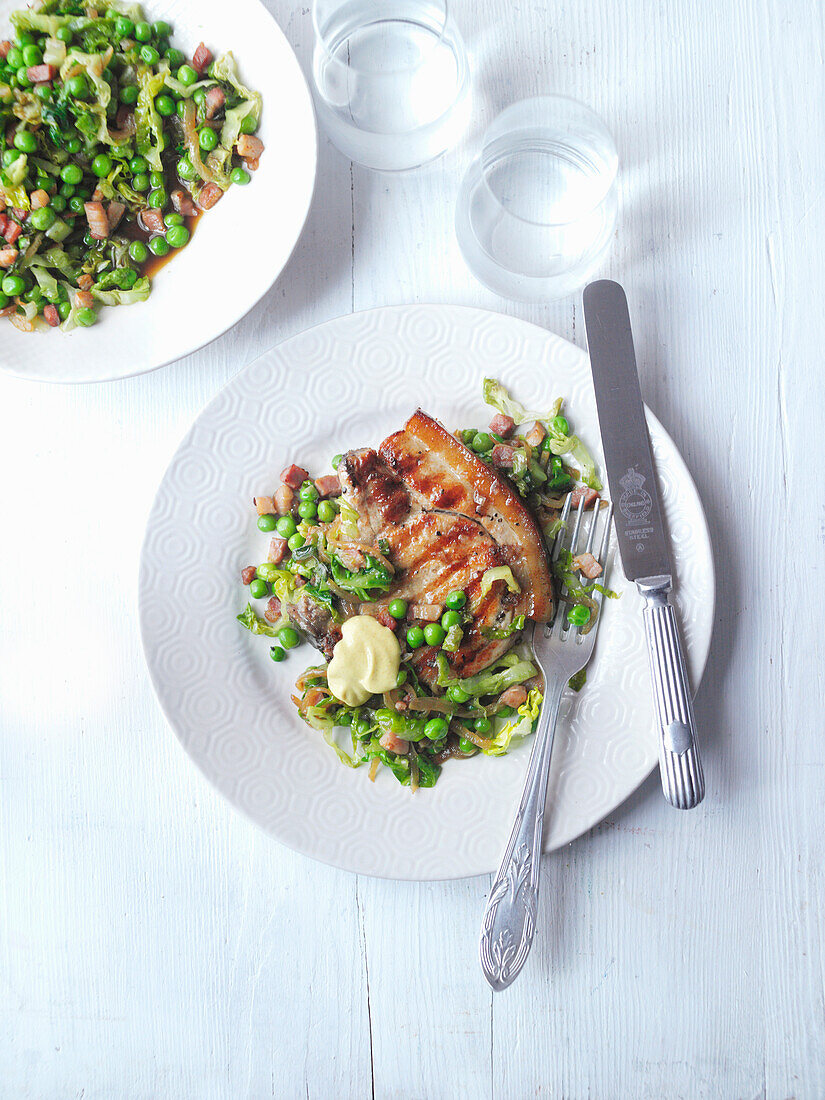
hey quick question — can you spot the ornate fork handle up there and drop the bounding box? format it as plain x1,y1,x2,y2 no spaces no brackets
479,677,565,992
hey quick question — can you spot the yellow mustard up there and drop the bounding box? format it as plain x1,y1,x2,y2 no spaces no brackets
327,615,401,706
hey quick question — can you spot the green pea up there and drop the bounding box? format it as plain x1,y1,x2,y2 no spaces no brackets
48,195,66,214
134,21,152,42
257,514,277,532
147,188,166,209
273,515,296,538
66,73,88,98
299,481,319,501
269,645,285,663
22,44,41,66
140,44,159,66
59,181,75,197
445,589,467,610
129,240,148,263
240,113,258,135
177,155,196,181
446,685,470,704
152,20,172,37
155,93,175,116
166,225,190,250
406,625,425,649
165,47,184,67
198,126,218,152
388,599,407,620
68,195,85,213
551,414,570,435
474,716,491,733
1,150,20,166
424,718,448,740
129,155,148,174
471,432,493,453
441,609,462,629
297,501,317,521
192,86,206,106
287,533,305,551
176,98,188,120
34,84,52,102
277,626,300,650
13,129,36,153
458,736,478,755
132,173,149,191
317,500,336,523
149,170,164,188
30,206,56,231
331,453,343,470
1,274,25,296
57,300,71,320
119,83,139,105
115,15,135,37
249,578,268,599
76,307,97,327
91,153,112,177
0,292,8,309
337,709,353,725
55,25,73,43
5,47,22,68
65,137,82,154
567,604,591,627
423,623,446,647
148,235,169,258
230,167,251,186
177,63,197,86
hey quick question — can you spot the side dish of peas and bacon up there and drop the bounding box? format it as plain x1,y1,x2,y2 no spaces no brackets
0,0,263,331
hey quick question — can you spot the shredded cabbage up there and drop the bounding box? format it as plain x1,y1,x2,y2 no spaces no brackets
91,276,150,306
483,688,543,757
59,49,112,145
483,377,563,425
135,63,168,169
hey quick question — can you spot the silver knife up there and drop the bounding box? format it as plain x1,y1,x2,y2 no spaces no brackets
582,280,705,809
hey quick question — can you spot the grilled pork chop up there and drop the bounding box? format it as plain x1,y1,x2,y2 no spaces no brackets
288,411,553,686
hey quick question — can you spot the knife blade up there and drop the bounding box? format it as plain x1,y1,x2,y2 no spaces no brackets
582,280,705,809
582,280,670,581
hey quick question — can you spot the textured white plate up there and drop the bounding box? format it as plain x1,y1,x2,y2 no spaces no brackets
0,0,316,383
139,305,715,880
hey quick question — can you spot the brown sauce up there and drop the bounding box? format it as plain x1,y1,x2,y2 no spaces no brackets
119,208,203,279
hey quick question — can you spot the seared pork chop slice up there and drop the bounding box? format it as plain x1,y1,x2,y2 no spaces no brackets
338,447,411,538
379,411,554,621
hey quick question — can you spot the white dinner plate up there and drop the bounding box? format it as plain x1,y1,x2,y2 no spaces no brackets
0,0,317,383
139,305,715,880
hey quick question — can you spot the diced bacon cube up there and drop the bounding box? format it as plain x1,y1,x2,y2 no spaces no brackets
77,273,93,291
30,190,50,210
0,246,18,267
280,464,309,489
84,200,109,240
138,209,165,234
489,413,516,437
409,603,442,622
4,221,21,245
197,182,223,210
491,444,515,468
0,41,12,59
273,484,294,515
192,42,213,73
572,552,603,580
237,134,264,160
267,537,289,564
314,474,342,498
569,486,599,510
500,685,528,709
241,566,257,585
264,596,282,623
525,422,546,447
171,189,197,216
204,85,226,119
253,495,275,516
43,303,60,327
377,608,397,631
379,730,409,755
26,64,56,84
74,290,94,309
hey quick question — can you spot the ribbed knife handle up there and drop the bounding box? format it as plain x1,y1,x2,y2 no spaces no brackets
637,576,705,809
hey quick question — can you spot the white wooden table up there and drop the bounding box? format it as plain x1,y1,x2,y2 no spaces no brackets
2,1,823,1096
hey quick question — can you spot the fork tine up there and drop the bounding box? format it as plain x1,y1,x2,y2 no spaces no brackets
567,495,586,556
550,494,572,561
583,496,601,555
597,501,613,566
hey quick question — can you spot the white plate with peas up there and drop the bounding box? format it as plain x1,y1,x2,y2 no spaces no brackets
138,305,715,880
0,0,316,382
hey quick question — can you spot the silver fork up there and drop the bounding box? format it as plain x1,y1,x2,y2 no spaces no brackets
479,492,613,991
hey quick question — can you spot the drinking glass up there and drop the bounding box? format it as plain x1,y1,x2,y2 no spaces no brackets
455,96,619,301
311,0,471,171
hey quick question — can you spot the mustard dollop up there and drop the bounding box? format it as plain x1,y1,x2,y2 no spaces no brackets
327,615,402,707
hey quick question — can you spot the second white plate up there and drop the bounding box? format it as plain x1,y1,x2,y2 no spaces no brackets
139,305,715,879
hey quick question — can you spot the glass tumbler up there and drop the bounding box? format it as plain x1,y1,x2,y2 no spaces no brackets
311,0,471,171
455,96,619,301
